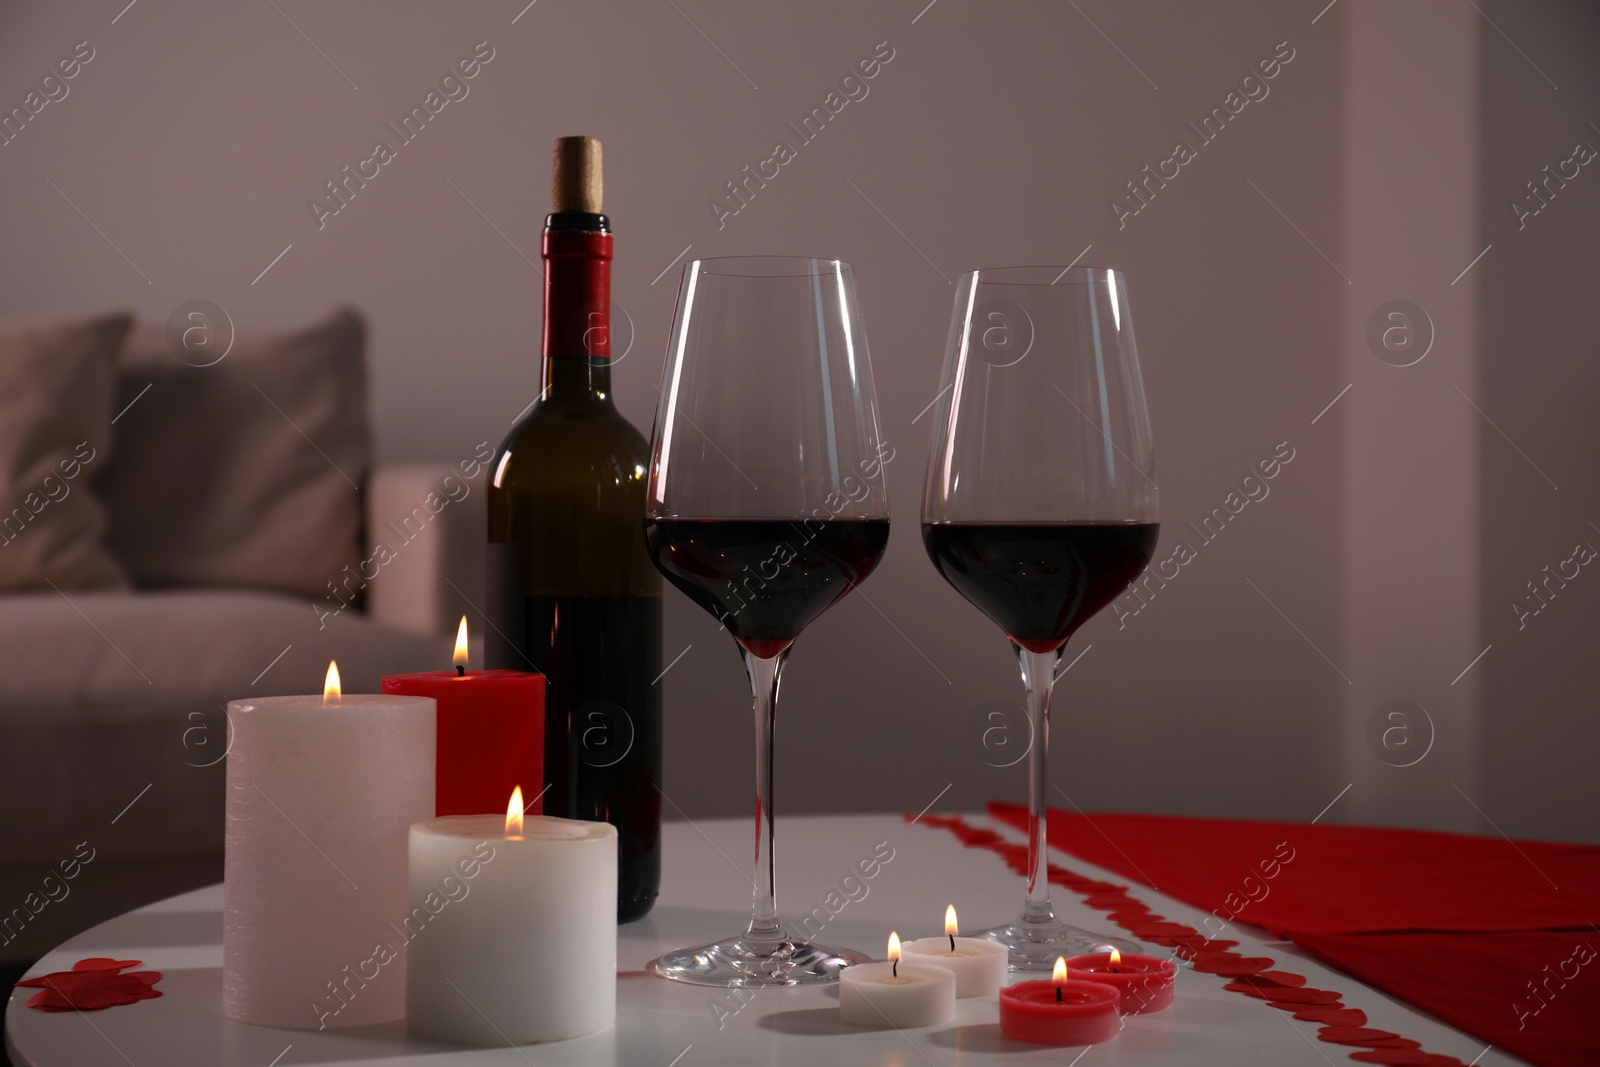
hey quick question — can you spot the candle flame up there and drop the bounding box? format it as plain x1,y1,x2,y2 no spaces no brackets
1053,956,1068,986
1109,948,1121,968
323,661,341,702
453,616,470,667
944,904,959,938
505,786,524,834
887,932,901,963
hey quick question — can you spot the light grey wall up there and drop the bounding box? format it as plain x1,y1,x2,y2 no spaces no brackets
0,2,1592,838
1476,0,1600,842
1338,2,1485,835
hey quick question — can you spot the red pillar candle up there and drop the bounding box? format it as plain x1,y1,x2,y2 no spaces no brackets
1063,949,1176,1014
382,618,544,816
998,958,1121,1046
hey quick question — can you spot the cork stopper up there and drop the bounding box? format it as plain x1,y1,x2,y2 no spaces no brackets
552,136,603,214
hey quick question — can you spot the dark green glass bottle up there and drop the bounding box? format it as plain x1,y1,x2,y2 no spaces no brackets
485,137,661,922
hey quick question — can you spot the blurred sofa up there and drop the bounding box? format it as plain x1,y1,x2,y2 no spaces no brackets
0,309,485,966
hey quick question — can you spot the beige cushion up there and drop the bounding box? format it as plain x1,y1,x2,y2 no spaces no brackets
0,312,133,591
100,308,369,599
0,587,447,866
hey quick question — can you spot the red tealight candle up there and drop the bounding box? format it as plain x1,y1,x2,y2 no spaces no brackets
998,958,1120,1046
382,617,544,816
1063,948,1176,1013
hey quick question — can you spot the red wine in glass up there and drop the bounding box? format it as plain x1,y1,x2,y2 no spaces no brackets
648,518,890,660
922,521,1159,653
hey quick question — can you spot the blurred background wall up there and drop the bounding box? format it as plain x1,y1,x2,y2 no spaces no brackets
0,0,1594,840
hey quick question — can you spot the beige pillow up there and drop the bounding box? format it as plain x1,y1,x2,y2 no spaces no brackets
100,308,369,599
0,312,133,591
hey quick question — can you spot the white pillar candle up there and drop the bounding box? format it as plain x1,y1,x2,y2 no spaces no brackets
900,906,1009,997
839,933,956,1029
406,794,617,1046
224,665,435,1030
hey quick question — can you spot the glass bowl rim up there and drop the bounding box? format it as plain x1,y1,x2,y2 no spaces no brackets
686,255,854,278
959,264,1125,286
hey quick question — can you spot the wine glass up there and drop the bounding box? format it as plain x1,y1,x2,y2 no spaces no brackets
922,265,1159,969
645,256,891,987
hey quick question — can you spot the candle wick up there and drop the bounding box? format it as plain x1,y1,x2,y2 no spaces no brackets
1056,985,1062,1003
949,933,955,952
456,664,465,677
892,959,898,979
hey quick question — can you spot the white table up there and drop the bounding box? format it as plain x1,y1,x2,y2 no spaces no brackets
6,813,1524,1066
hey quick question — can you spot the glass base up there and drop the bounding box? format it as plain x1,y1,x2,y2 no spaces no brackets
648,934,871,987
977,917,1144,971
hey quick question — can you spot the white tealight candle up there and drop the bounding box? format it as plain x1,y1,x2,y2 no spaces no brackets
839,933,956,1029
900,905,1009,997
224,662,435,1030
406,789,617,1045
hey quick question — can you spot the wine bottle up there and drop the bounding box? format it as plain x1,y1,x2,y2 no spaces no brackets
486,136,661,922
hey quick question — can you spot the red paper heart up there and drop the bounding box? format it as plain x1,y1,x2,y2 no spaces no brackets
1267,995,1342,1010
19,972,113,993
1223,979,1277,999
1172,938,1242,961
1192,954,1275,975
26,985,164,1012
1224,977,1336,1002
1292,1006,1368,1025
22,959,163,1012
1320,1026,1402,1045
1251,970,1308,987
1234,984,1339,1004
1066,879,1125,894
74,958,143,972
67,980,156,999
1107,909,1156,926
1160,935,1202,950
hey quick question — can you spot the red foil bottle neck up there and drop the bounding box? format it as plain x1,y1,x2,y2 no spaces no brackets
542,229,612,360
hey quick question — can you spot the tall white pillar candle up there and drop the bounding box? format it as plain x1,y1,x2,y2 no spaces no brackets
406,807,617,1045
224,675,435,1030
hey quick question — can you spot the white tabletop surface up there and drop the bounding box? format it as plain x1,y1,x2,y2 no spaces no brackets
6,812,1524,1066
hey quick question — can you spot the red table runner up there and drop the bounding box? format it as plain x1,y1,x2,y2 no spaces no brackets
989,802,1600,1067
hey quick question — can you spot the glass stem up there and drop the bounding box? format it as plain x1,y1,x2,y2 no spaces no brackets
1018,644,1064,925
744,650,787,944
